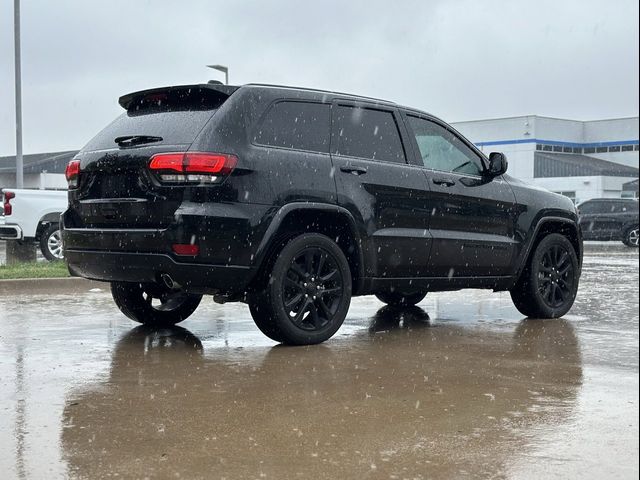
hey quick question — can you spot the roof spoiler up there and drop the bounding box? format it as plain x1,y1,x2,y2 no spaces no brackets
118,84,239,110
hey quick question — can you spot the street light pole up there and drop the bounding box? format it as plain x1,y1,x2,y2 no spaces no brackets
207,64,229,85
14,0,23,188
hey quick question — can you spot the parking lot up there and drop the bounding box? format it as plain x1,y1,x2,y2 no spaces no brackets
0,244,638,479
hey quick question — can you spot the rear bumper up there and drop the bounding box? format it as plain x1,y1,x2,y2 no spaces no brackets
65,249,254,295
0,223,23,240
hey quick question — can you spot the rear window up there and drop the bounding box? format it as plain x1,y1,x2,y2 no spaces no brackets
82,87,228,151
332,105,406,163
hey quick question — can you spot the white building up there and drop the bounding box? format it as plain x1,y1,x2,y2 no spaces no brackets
452,116,639,203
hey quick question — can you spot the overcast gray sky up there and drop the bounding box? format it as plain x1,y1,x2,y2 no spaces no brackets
1,0,638,155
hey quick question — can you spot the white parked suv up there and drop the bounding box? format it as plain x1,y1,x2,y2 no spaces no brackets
1,189,68,260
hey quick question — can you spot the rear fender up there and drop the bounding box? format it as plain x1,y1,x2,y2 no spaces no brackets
252,202,365,294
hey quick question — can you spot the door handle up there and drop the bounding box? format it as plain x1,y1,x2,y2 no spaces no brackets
340,165,368,176
433,178,456,187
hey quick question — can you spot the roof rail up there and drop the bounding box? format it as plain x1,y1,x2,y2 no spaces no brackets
244,83,396,105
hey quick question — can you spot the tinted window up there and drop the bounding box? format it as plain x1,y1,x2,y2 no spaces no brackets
333,106,406,163
84,111,218,151
578,202,600,214
254,101,331,153
406,116,484,176
615,201,638,212
83,88,227,151
579,201,633,214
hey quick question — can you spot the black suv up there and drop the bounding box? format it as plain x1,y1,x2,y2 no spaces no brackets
62,83,583,344
577,198,639,247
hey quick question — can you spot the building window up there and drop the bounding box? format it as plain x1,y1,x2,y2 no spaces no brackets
584,147,596,154
608,146,621,152
563,146,573,153
555,191,577,203
536,144,543,151
622,145,634,152
635,145,639,151
553,145,563,152
596,146,608,153
542,145,553,151
573,147,583,154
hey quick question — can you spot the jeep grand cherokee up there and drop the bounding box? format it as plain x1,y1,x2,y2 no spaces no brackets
62,83,583,344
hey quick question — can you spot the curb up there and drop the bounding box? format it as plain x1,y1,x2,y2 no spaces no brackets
0,277,107,295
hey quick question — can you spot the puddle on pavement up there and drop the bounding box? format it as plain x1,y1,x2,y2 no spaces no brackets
0,248,637,479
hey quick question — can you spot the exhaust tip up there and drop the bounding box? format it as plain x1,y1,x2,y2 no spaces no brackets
160,273,180,290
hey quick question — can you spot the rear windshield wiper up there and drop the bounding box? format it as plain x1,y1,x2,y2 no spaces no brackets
115,135,163,147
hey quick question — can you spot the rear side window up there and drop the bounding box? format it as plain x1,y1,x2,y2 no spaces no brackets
83,87,228,151
253,101,331,153
333,106,406,163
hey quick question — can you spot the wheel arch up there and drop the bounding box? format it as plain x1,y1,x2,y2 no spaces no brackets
35,212,63,240
252,203,365,295
515,217,583,282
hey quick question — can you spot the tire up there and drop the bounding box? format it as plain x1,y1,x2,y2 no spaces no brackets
510,233,580,319
247,233,352,345
111,282,202,325
622,226,639,248
375,291,427,307
40,223,64,261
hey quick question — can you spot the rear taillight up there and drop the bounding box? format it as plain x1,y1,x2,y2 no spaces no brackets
172,244,200,256
3,191,15,216
65,159,81,188
149,152,238,184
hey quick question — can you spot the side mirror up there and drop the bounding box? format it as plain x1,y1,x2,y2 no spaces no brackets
487,152,508,177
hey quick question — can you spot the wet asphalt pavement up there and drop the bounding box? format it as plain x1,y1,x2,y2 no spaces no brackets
0,245,638,479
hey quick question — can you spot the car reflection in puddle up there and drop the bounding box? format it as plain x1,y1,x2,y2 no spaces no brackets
62,307,582,479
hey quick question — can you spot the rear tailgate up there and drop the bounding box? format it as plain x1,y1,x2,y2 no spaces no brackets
67,85,235,229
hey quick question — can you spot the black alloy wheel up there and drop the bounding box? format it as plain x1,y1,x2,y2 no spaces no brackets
536,244,576,309
111,282,202,325
510,233,579,319
375,290,427,307
282,247,344,331
248,233,352,345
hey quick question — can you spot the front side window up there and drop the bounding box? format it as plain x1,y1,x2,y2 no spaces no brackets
406,116,484,176
253,101,331,153
333,106,406,163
